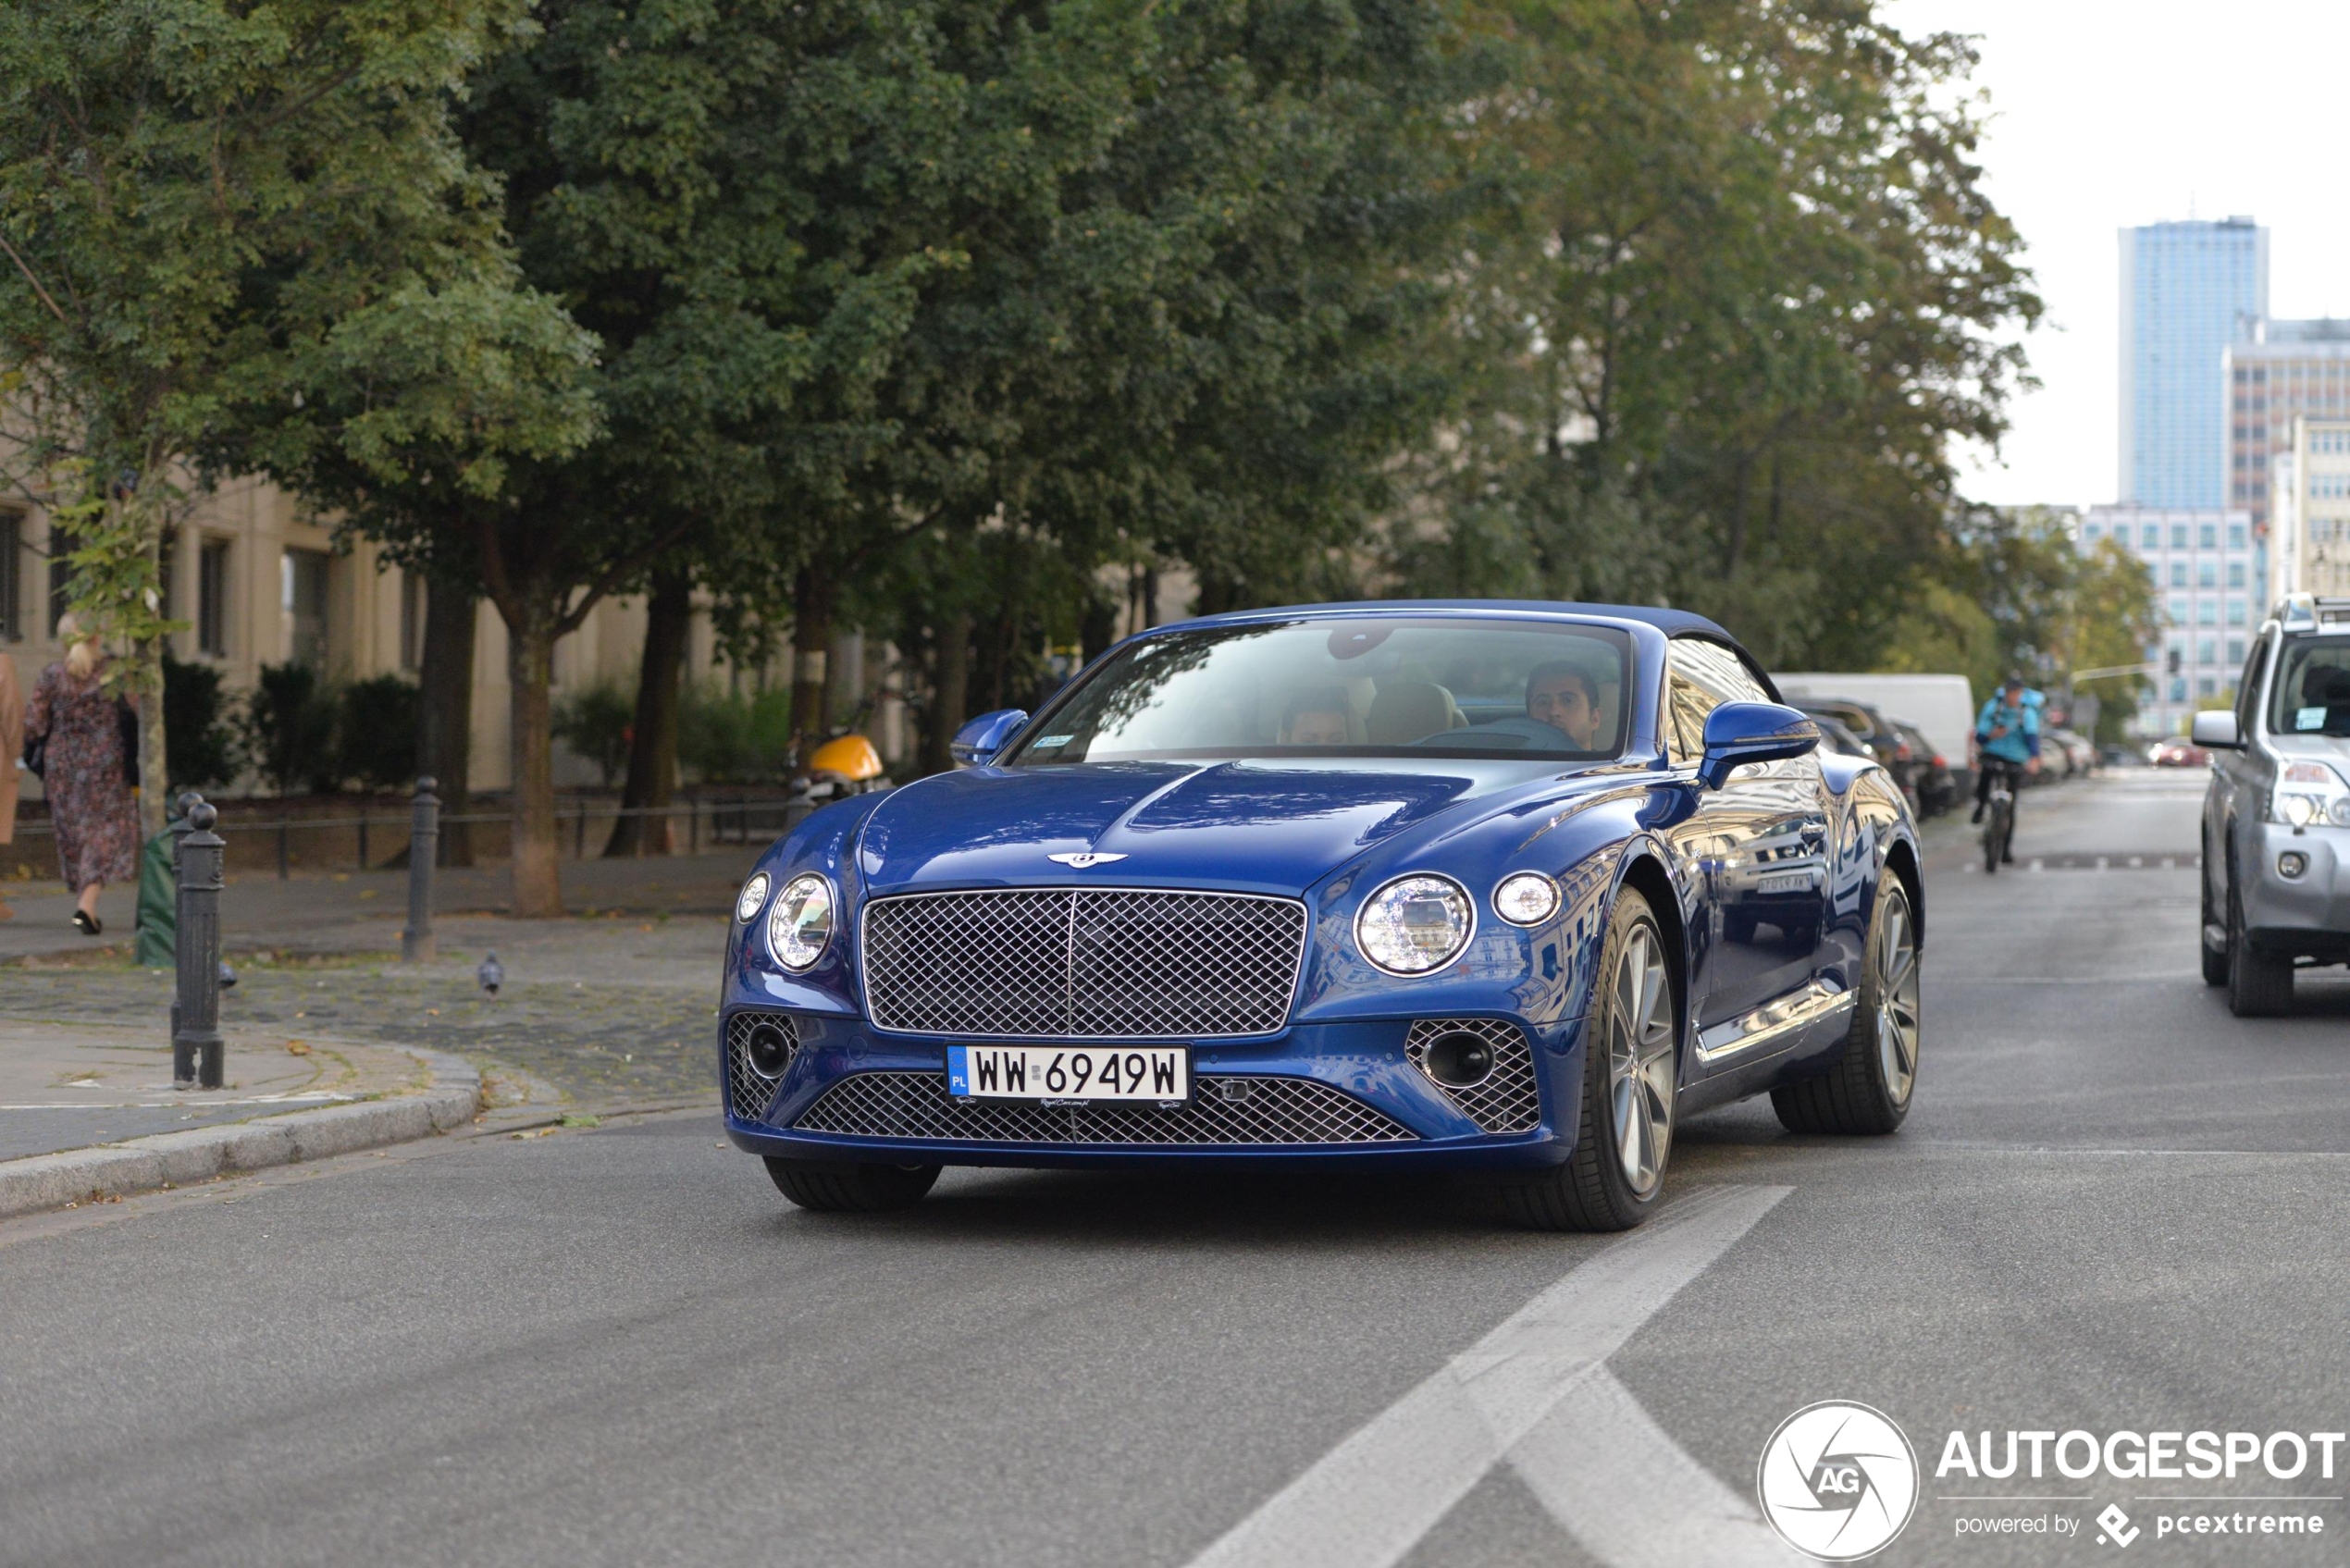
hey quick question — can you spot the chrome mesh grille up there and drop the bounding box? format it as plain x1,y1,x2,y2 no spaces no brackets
792,1070,1415,1146
1405,1018,1543,1134
861,889,1306,1039
724,1010,800,1125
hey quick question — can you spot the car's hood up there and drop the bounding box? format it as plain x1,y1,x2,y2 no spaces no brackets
854,759,1577,895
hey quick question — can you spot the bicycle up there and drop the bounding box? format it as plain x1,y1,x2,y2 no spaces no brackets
1980,759,2020,873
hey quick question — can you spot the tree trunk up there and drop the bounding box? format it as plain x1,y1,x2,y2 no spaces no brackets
507,616,563,918
921,605,971,777
417,579,477,867
606,568,688,857
790,563,832,749
134,525,167,838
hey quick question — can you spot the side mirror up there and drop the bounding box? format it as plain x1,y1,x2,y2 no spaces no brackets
2189,710,2243,750
1698,701,1820,789
949,709,1030,768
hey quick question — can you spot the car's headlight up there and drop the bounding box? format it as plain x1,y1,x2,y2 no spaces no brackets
2271,762,2350,827
1492,871,1561,927
735,871,771,923
766,873,835,969
1355,874,1475,975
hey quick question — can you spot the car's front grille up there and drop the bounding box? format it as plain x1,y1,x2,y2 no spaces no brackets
1405,1018,1543,1135
724,1010,801,1124
791,1070,1416,1146
860,888,1307,1039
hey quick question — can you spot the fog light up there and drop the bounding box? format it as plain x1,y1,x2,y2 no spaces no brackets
745,1023,793,1077
2279,851,2309,881
1423,1030,1497,1088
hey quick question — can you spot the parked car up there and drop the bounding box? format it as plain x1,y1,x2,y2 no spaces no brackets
1894,720,1958,815
719,601,1924,1233
1791,697,1924,809
2043,726,2096,779
1810,712,1874,760
2195,594,2350,1015
2100,743,2147,768
2149,737,2209,768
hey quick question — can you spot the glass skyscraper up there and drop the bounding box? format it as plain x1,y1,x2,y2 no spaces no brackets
2120,218,2269,507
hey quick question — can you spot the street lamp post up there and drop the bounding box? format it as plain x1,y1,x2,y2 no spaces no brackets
402,776,439,964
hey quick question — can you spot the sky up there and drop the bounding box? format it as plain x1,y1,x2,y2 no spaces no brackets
1888,0,2350,509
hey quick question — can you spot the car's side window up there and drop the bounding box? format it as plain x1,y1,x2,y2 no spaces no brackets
2236,636,2269,735
1665,639,1755,765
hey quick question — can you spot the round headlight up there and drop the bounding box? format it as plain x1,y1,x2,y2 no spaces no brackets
1492,871,1561,927
766,873,835,970
735,871,772,924
1355,874,1475,975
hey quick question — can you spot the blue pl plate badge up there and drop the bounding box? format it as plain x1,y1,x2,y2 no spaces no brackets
946,1045,971,1096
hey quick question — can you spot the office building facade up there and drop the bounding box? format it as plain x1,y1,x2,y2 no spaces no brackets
2120,218,2269,507
2269,416,2350,603
2082,504,2257,735
2222,320,2350,542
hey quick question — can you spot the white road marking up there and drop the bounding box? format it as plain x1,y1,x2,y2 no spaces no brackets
1511,1364,1801,1566
1183,1183,1791,1568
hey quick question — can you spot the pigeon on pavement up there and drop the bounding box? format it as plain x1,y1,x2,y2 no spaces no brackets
478,952,503,996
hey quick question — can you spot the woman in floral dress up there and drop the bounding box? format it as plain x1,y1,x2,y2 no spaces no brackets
24,614,139,934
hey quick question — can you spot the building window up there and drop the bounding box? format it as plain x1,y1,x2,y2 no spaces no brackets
2198,676,2218,698
2083,524,2101,544
283,547,330,668
399,571,425,673
2201,523,2218,549
2197,599,2218,625
2228,562,2245,588
2169,595,2189,624
2199,561,2217,587
0,512,19,640
2171,677,2188,702
2171,562,2188,587
2171,524,2189,548
2229,637,2247,664
2143,524,2160,549
2198,638,2217,665
2227,599,2247,626
2231,523,2248,549
197,538,229,657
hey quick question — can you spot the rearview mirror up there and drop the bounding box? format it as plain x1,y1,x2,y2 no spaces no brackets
949,709,1030,768
1698,702,1820,789
2189,710,2242,750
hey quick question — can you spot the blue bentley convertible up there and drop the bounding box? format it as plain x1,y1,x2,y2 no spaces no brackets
720,602,1923,1229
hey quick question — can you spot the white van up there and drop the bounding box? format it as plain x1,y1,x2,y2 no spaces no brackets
1772,673,1978,781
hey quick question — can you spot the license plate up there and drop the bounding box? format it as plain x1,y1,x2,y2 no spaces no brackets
1754,871,1812,895
946,1044,1189,1103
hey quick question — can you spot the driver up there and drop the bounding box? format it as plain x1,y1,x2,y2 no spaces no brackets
1526,661,1603,749
1279,687,1352,747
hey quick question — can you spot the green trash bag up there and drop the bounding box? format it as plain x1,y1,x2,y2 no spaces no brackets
135,826,177,969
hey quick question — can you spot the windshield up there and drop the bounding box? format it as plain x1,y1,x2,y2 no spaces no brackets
1008,618,1635,765
2272,636,2350,738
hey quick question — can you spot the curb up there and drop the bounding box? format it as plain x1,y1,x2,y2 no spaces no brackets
0,1048,482,1221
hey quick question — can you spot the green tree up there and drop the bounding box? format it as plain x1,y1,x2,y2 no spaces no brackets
0,0,531,835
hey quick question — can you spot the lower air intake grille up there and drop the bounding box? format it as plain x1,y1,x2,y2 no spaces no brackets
724,1010,801,1124
792,1071,1415,1146
1405,1018,1542,1134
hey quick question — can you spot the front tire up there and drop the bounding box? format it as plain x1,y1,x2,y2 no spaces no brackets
1772,869,1919,1136
766,1157,941,1213
1501,888,1677,1232
2225,871,2294,1018
2199,842,2228,987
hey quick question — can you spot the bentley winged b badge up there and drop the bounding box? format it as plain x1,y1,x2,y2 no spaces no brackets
1046,852,1129,870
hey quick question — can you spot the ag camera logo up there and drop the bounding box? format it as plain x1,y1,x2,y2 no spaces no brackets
1758,1401,1921,1560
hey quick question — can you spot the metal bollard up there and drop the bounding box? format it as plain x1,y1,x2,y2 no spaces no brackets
402,776,439,964
168,794,197,1047
173,797,226,1090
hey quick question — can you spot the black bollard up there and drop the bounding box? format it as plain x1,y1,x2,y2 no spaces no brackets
402,776,439,964
173,797,227,1090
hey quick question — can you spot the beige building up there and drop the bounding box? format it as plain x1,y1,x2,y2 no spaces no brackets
2270,416,2350,604
2,473,752,798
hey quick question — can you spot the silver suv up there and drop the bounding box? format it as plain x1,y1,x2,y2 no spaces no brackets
2194,595,2350,1015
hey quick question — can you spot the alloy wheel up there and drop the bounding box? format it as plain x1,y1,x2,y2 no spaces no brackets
1874,889,1920,1106
1608,924,1676,1197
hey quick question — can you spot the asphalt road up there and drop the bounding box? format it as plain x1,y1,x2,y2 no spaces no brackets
6,772,2350,1568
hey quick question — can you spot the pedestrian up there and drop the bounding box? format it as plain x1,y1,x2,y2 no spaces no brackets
0,648,20,920
22,614,140,935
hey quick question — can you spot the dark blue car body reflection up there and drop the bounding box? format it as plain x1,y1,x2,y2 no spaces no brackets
720,601,1923,1228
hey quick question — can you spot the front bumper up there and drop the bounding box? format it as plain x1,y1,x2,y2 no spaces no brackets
2241,820,2350,958
715,1003,1586,1172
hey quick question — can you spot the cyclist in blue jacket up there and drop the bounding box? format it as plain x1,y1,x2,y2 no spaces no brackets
1971,674,2041,830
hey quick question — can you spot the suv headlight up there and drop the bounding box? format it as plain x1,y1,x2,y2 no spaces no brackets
2271,762,2350,827
1355,874,1475,975
766,873,835,969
